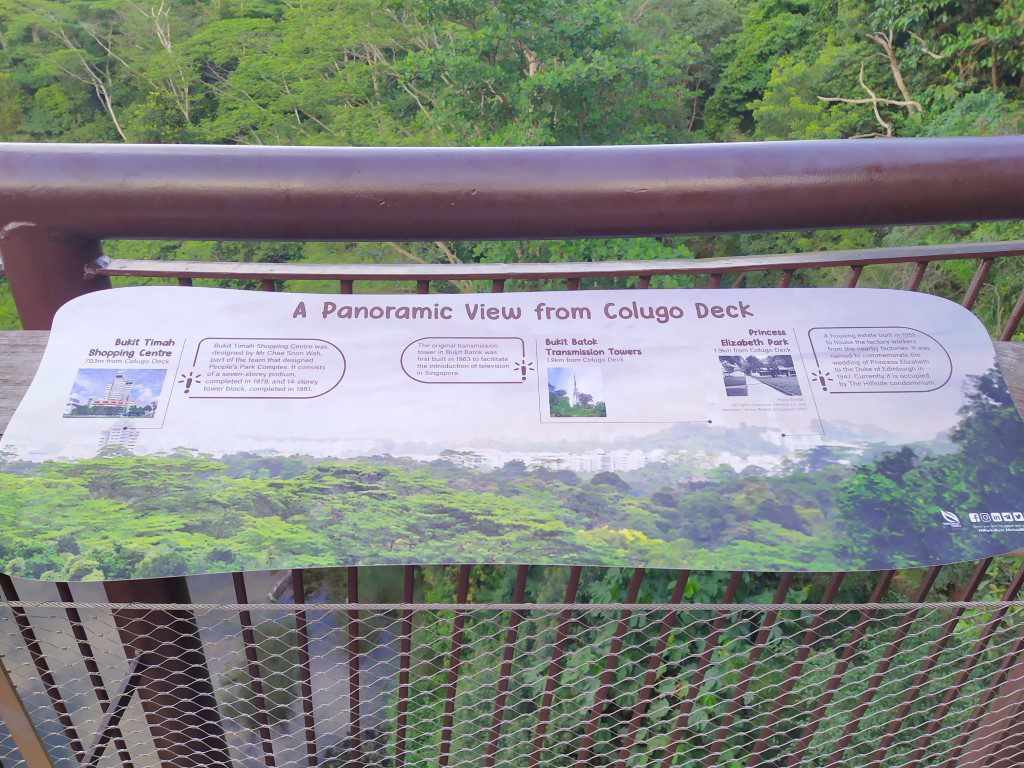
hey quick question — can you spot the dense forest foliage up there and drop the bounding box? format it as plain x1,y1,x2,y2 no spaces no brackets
1,0,1024,332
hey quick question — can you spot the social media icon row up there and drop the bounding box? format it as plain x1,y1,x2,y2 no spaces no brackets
968,512,1024,523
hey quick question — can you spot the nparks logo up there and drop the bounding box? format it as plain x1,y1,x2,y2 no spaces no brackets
938,508,961,528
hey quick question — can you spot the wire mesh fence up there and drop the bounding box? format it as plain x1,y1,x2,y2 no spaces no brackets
2,599,1023,768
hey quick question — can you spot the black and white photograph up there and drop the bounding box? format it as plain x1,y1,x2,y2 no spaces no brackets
719,354,801,397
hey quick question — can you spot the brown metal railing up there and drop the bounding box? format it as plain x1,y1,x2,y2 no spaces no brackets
4,590,1024,768
2,138,1024,768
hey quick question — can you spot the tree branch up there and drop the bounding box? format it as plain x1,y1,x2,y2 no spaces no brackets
908,31,945,60
818,61,925,137
866,30,919,115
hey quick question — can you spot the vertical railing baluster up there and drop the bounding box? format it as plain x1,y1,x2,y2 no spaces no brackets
999,286,1024,340
939,603,1024,768
775,269,795,288
394,565,416,768
904,560,1024,768
827,567,941,765
863,558,991,768
260,279,276,292
785,570,896,768
636,275,651,289
338,280,354,294
984,689,1024,768
54,582,133,767
291,569,318,768
103,577,231,768
177,277,193,287
657,571,743,768
438,565,471,768
831,569,942,765
843,265,864,287
232,573,277,767
574,568,645,767
612,570,690,768
491,279,505,293
416,280,430,294
962,257,995,309
903,261,929,291
528,566,582,768
564,278,581,291
707,274,723,289
744,572,845,768
610,569,692,765
81,652,150,768
703,573,794,767
346,567,362,747
483,565,530,768
0,575,84,761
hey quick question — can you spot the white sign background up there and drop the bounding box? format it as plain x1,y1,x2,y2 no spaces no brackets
1,286,997,459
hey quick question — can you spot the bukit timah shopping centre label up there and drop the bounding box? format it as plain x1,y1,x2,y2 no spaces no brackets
2,286,1024,581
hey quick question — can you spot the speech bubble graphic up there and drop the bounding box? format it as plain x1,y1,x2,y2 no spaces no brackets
401,337,528,383
807,326,952,393
189,337,345,398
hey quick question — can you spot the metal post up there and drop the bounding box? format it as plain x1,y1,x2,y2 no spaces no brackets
394,565,416,768
291,569,318,768
0,225,109,330
528,566,582,768
438,565,471,768
103,577,231,768
0,575,83,759
55,581,134,767
231,573,277,767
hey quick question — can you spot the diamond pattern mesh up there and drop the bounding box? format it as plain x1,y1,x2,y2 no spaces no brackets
2,599,1023,767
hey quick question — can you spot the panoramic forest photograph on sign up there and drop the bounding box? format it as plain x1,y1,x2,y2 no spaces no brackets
2,364,1023,581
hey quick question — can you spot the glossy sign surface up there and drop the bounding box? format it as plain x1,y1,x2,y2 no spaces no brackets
2,286,1023,580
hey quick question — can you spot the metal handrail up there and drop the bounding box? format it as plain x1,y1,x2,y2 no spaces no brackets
4,137,1024,328
3,138,1024,240
85,239,1024,281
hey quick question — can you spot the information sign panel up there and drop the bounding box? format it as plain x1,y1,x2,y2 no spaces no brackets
2,286,1022,580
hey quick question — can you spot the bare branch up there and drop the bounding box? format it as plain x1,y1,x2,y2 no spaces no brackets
386,242,430,264
630,0,652,24
857,62,893,136
366,42,437,128
818,61,926,138
908,31,945,60
384,242,470,291
521,45,541,77
433,241,462,266
39,16,129,141
866,30,920,115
